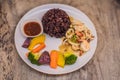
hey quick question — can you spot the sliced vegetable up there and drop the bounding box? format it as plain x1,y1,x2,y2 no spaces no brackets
28,34,46,50
63,52,72,58
32,43,46,53
65,54,77,65
22,38,32,48
57,52,65,68
38,51,50,64
28,52,40,65
50,50,58,68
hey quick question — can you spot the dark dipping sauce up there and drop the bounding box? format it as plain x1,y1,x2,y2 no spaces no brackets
24,22,41,36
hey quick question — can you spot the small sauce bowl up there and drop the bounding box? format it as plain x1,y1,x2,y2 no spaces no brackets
21,19,43,37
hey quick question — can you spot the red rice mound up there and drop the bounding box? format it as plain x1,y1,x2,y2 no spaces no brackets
42,8,71,38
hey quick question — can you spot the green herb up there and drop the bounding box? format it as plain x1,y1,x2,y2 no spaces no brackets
71,35,77,43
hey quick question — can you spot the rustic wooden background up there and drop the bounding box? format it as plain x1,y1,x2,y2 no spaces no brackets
0,0,120,80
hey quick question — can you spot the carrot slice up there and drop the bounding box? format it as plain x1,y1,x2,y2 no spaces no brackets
32,43,46,53
25,43,45,58
50,50,58,68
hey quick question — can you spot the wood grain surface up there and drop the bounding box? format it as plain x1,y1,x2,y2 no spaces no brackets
0,0,120,80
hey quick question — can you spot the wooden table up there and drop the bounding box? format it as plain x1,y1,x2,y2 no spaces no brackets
0,0,120,80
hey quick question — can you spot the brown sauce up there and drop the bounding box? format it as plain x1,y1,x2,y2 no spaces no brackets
24,22,41,36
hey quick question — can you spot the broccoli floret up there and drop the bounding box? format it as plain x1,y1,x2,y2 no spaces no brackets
65,54,77,65
28,52,40,65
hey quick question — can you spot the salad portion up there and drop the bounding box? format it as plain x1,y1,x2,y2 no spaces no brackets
21,8,94,69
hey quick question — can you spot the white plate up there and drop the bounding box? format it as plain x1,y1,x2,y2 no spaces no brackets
14,4,97,75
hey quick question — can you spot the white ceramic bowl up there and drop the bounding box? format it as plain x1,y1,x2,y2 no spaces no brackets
21,19,43,37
